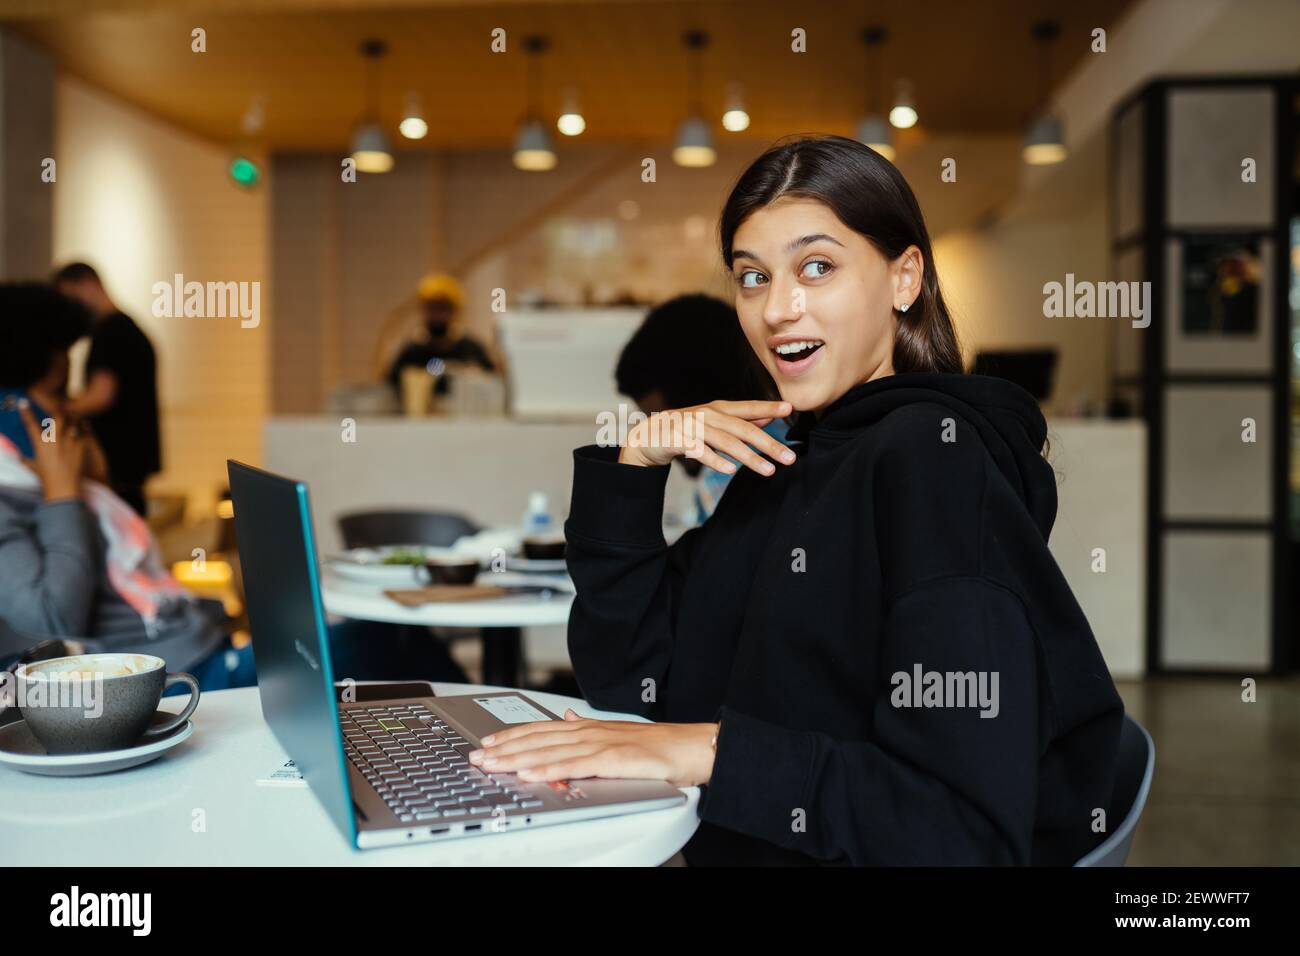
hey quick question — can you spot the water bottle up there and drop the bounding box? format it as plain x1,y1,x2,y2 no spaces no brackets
521,491,553,537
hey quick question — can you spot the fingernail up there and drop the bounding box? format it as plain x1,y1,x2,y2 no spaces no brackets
761,461,775,475
481,734,495,744
484,757,498,767
780,450,796,464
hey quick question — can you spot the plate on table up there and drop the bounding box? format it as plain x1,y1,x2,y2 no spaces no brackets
325,546,468,586
0,710,194,777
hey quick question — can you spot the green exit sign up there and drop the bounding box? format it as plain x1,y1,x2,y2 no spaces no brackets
229,155,260,188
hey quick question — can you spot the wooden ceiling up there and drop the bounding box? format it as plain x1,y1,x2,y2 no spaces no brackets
5,0,1137,150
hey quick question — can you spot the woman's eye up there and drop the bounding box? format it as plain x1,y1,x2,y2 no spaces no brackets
800,259,833,280
738,270,767,289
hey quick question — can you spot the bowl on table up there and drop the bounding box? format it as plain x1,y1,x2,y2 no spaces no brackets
521,536,566,561
421,557,481,585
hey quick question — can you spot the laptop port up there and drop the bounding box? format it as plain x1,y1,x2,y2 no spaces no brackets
464,823,483,832
429,827,450,836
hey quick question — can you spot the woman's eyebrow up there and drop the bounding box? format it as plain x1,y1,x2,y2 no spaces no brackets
732,233,843,265
786,233,844,253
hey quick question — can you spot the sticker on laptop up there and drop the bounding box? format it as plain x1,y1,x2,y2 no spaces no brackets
473,695,551,724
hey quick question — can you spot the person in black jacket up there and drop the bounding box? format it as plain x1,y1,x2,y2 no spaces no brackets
467,135,1125,866
54,262,161,517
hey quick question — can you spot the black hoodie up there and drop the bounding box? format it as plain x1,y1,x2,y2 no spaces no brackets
564,372,1125,866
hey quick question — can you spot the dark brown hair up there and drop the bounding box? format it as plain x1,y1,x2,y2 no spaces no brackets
719,134,962,375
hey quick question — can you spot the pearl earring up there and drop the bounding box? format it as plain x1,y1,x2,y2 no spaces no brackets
899,302,910,313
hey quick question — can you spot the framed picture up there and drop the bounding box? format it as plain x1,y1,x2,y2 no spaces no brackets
1179,234,1261,336
1164,235,1273,373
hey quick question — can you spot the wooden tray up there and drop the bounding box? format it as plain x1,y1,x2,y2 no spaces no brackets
383,585,513,607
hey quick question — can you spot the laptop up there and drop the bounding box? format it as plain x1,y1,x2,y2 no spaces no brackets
227,460,686,849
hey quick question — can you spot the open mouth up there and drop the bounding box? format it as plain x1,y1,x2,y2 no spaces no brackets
771,339,825,369
773,339,824,359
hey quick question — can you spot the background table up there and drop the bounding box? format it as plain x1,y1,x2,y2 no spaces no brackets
321,571,574,687
0,684,699,866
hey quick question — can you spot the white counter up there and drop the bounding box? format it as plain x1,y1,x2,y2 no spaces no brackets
264,415,697,554
1043,420,1146,679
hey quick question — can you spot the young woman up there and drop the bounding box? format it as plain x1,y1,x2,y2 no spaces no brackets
468,135,1125,866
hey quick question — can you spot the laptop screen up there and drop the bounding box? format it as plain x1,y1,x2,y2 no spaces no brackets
227,460,358,847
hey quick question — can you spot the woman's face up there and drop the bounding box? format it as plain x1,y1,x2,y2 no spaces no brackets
730,197,921,414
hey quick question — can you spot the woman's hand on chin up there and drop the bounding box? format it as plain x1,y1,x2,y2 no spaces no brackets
618,398,794,476
467,709,719,789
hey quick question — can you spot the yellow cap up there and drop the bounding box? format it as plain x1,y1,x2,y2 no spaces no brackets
417,273,465,308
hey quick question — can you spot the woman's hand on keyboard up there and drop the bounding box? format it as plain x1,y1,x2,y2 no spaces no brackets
466,709,719,789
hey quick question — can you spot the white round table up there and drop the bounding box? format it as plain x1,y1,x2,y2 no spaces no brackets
321,571,574,687
321,571,573,629
0,684,700,866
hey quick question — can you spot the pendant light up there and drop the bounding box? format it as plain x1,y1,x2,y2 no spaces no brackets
855,26,894,161
557,86,586,136
349,39,393,173
514,35,556,170
1023,20,1067,165
673,30,715,167
889,78,918,129
721,82,750,132
399,91,428,140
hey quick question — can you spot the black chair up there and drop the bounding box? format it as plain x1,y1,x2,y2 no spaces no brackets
334,510,522,685
337,510,479,549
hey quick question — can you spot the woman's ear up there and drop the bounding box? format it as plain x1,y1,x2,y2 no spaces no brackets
892,245,925,312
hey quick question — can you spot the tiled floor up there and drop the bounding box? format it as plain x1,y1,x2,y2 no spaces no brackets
1116,676,1300,866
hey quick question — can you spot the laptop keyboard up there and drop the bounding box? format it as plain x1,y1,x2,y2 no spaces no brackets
340,703,546,824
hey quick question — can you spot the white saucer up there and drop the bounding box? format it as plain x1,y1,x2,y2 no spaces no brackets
505,556,568,574
0,709,194,777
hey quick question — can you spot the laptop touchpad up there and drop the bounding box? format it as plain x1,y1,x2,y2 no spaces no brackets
472,695,554,725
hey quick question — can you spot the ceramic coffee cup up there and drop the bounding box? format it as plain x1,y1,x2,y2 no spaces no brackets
14,653,200,754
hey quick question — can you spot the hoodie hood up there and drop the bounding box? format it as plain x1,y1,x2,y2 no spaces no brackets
786,372,1057,540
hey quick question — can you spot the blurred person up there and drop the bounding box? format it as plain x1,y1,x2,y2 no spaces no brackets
0,284,467,689
0,283,250,690
53,262,160,516
385,273,495,397
615,293,787,521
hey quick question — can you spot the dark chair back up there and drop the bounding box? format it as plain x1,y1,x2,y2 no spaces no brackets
337,510,479,550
